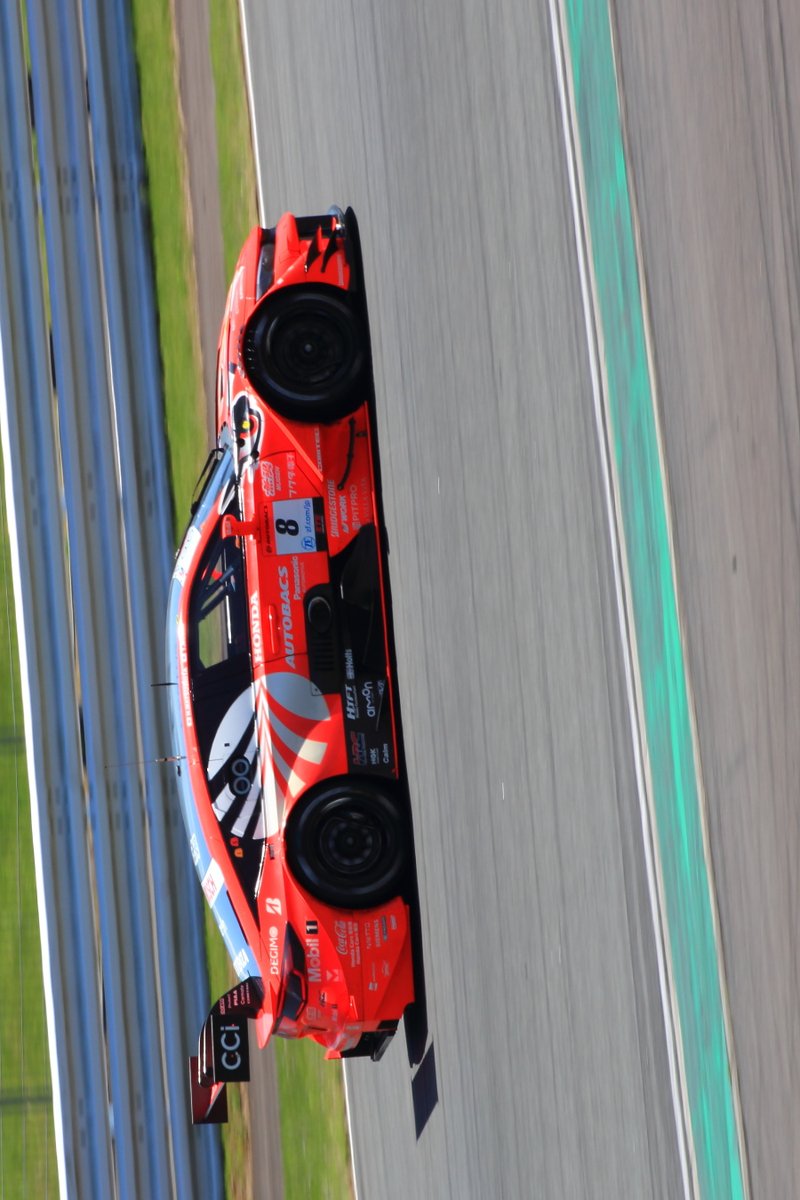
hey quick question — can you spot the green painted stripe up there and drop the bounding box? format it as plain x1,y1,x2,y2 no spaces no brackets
561,3,746,1197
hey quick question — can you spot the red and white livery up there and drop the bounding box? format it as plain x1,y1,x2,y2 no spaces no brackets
166,208,414,1124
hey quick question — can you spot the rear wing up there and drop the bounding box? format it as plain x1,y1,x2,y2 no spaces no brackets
189,976,263,1125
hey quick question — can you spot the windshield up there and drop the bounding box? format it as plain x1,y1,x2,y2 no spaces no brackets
165,443,258,982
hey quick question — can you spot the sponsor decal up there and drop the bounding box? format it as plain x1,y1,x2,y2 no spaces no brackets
211,1013,250,1082
306,920,318,936
333,919,361,967
306,936,321,984
250,592,264,668
348,482,363,531
344,684,359,721
287,453,298,497
177,622,193,729
175,525,201,584
291,555,303,600
324,479,368,540
326,479,340,539
361,680,376,719
349,730,368,767
260,459,278,497
267,925,280,976
276,566,297,668
340,671,394,774
273,498,317,554
201,859,225,908
364,917,389,953
232,949,250,978
219,1024,243,1071
314,426,323,471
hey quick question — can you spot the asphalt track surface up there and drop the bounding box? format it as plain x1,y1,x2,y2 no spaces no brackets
180,0,800,1195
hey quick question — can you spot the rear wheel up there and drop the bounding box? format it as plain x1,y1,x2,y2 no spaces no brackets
286,779,408,908
243,287,364,421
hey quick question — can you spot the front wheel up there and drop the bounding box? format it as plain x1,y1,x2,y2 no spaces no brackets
243,286,365,421
285,780,409,908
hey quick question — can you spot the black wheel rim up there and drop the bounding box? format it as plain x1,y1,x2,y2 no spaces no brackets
316,804,386,878
267,308,352,389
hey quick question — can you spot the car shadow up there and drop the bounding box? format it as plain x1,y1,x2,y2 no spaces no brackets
402,850,439,1139
410,1042,438,1139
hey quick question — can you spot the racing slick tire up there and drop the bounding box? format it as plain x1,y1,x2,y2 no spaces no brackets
286,779,408,909
243,286,365,421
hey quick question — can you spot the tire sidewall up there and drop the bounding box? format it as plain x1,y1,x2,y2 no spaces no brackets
286,779,408,909
244,286,365,421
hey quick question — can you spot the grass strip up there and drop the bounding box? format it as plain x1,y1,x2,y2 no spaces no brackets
129,0,208,533
209,0,260,276
275,1039,353,1200
0,464,58,1197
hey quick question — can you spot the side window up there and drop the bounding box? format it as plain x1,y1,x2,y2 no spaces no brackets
191,530,249,674
188,519,264,914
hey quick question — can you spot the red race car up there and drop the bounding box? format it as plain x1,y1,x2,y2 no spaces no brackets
165,208,415,1124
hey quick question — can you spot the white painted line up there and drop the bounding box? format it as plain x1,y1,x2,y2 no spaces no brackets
545,1,694,1195
0,319,71,1200
237,0,265,224
342,1063,362,1200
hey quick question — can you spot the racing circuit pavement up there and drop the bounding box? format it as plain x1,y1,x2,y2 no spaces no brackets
229,2,800,1196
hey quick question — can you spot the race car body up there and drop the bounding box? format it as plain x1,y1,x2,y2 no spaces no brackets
165,209,414,1124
